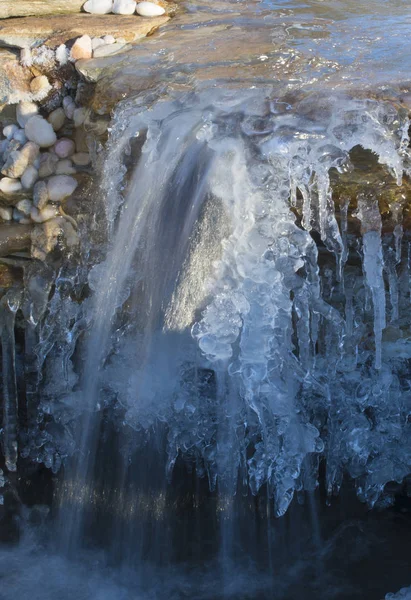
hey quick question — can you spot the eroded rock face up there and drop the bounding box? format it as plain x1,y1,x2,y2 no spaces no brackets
0,0,85,19
0,14,170,48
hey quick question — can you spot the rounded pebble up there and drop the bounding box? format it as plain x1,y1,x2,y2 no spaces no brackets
21,165,39,189
56,159,76,175
33,181,49,210
83,0,113,13
25,116,57,148
0,177,22,194
113,0,136,14
16,102,38,128
72,152,91,166
16,199,33,216
48,108,66,132
136,1,165,16
54,138,76,159
0,206,12,221
103,35,116,44
47,175,78,201
3,124,18,140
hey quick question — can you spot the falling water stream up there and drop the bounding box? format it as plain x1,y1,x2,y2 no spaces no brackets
3,0,411,599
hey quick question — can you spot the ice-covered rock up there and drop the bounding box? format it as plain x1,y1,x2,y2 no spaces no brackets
3,125,18,140
70,35,92,62
25,116,57,148
20,47,32,67
136,1,165,16
56,159,76,175
48,108,66,132
82,0,113,14
47,175,78,201
30,75,52,100
38,153,59,178
54,138,75,159
21,165,38,189
33,181,49,210
16,102,38,128
112,0,136,14
72,152,91,166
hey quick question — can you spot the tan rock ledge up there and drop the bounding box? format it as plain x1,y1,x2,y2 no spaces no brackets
0,0,85,20
0,14,170,49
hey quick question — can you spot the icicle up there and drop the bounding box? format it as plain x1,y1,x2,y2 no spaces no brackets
0,289,22,472
354,196,386,369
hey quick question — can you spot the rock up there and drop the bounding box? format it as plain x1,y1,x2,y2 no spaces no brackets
82,0,113,14
30,204,58,223
54,138,75,159
13,129,27,145
47,175,78,201
112,0,136,15
1,150,26,178
55,159,76,175
0,206,12,221
31,219,62,260
0,14,170,48
73,107,87,128
0,178,22,194
33,181,49,210
25,116,57,148
91,37,105,51
20,141,40,164
38,153,59,178
0,0,85,19
103,35,115,44
47,107,65,131
21,165,38,189
93,42,129,58
3,124,18,140
16,199,32,216
13,208,31,224
72,152,91,166
63,97,76,120
0,49,32,105
0,222,32,256
136,1,165,16
30,75,51,98
70,35,92,62
16,102,38,128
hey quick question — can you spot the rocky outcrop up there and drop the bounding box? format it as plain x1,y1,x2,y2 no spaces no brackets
0,14,170,48
0,0,85,19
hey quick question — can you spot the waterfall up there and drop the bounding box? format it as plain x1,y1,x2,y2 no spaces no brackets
49,89,411,564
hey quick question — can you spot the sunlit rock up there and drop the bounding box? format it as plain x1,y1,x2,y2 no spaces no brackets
25,116,57,148
136,2,165,16
112,0,136,14
70,35,93,61
47,175,78,201
82,0,113,14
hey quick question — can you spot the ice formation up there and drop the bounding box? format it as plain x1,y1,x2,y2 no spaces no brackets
9,89,411,522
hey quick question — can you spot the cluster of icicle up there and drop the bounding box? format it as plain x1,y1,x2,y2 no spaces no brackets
11,89,411,516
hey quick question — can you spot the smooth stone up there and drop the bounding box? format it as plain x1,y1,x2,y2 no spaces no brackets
91,37,105,51
136,2,165,16
30,205,58,223
54,138,75,159
21,165,38,189
25,116,57,148
93,42,129,58
0,206,12,221
103,34,115,44
13,129,27,145
112,0,136,14
13,208,31,224
3,124,18,140
55,159,76,175
38,153,59,178
70,35,92,61
0,178,22,194
82,0,113,14
16,199,32,216
72,152,90,166
16,102,38,128
30,75,51,98
47,175,78,201
73,107,86,128
47,108,66,132
63,100,76,120
33,180,49,210
20,141,40,164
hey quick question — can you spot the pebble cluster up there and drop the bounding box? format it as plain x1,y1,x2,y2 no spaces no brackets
83,0,165,16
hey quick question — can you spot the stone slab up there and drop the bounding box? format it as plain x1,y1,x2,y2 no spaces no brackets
0,0,85,19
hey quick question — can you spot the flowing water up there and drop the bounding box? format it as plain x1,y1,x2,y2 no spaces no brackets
3,1,411,599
